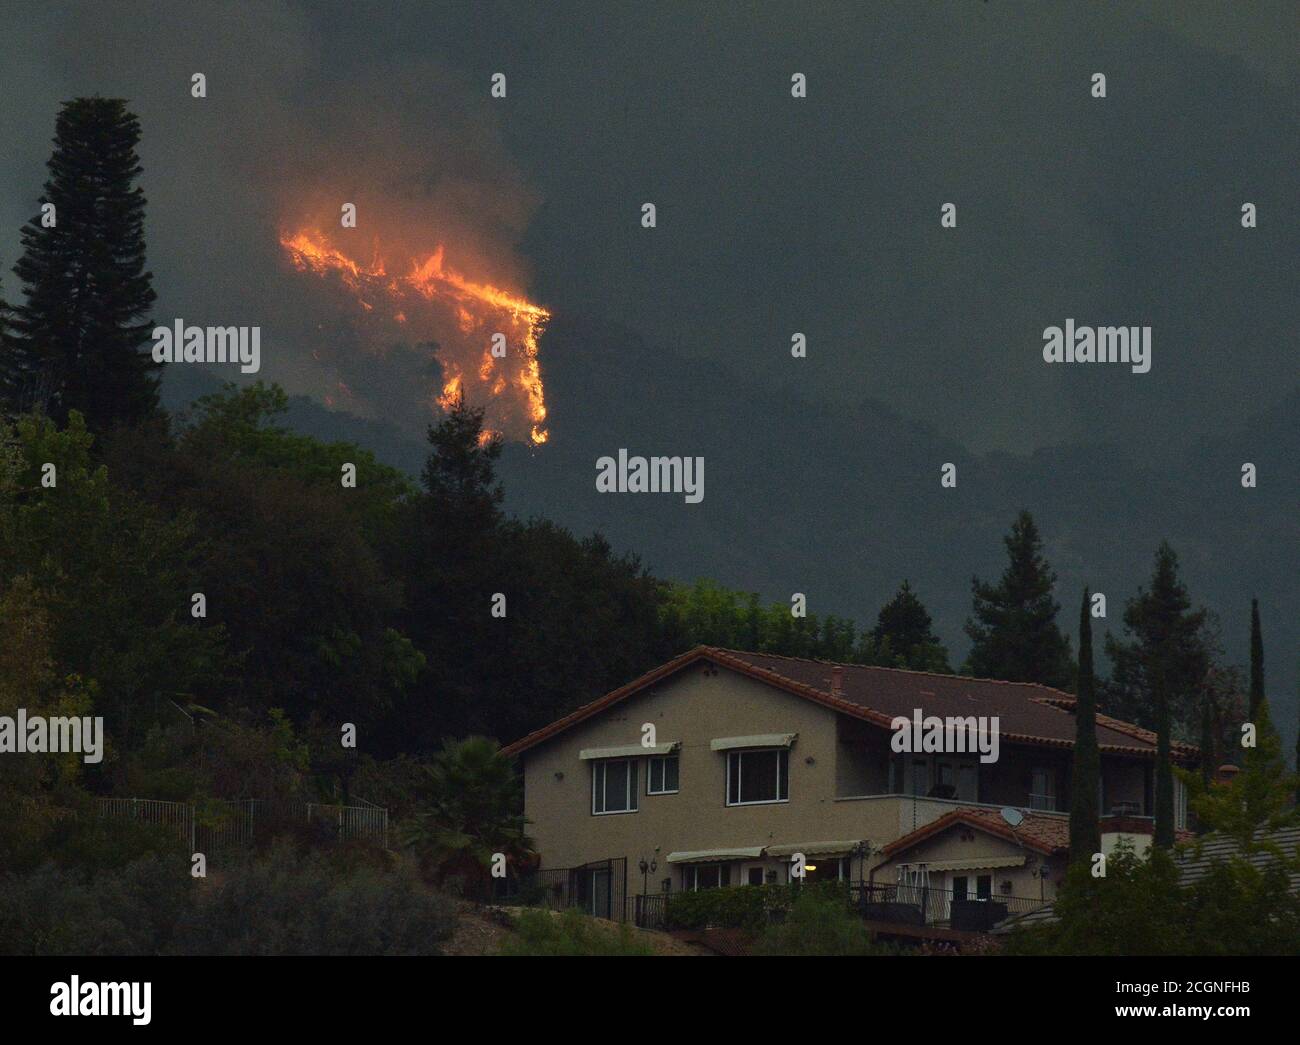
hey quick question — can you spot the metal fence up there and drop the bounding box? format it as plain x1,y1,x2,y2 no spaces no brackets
488,857,629,922
95,796,388,857
628,892,669,931
851,881,1044,928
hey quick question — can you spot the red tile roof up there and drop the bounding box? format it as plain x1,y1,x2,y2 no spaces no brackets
882,807,1071,858
882,807,1196,861
501,646,1198,762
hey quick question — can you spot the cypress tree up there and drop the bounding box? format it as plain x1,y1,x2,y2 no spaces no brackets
1248,598,1264,720
1069,588,1102,865
1153,656,1175,848
3,98,160,430
963,510,1073,688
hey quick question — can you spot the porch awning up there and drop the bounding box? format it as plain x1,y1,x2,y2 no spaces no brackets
578,741,680,760
893,855,1026,872
709,733,797,751
766,840,865,858
666,847,765,864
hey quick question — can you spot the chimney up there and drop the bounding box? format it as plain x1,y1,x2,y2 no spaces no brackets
830,665,844,697
1214,763,1240,785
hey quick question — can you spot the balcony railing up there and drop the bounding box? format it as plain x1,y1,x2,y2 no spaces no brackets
852,882,1046,929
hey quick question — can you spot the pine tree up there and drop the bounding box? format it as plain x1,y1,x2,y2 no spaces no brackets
963,510,1073,687
870,580,951,672
1103,541,1212,735
1248,598,1264,720
3,98,159,430
1069,588,1102,864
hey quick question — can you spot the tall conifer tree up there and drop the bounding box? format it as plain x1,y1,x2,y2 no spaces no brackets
3,98,159,429
1248,598,1264,720
1069,588,1102,864
963,510,1073,688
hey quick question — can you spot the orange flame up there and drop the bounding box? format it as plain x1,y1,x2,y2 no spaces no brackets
280,227,550,445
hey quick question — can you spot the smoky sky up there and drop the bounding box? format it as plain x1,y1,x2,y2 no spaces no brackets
1,0,1296,456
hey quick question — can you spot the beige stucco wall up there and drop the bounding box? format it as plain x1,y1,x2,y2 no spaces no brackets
521,666,902,877
874,828,1064,903
519,663,1159,896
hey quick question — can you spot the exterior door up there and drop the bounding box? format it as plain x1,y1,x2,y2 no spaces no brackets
588,868,612,919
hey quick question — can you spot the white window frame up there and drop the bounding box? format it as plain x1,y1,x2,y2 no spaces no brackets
726,748,789,807
647,754,680,795
1174,774,1187,830
683,863,732,891
591,758,639,816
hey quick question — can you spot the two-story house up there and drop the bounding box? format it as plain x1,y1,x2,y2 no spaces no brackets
502,646,1197,917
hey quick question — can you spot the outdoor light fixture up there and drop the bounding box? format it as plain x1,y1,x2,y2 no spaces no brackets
804,864,817,872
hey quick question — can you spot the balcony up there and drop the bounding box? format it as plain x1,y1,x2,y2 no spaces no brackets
853,882,1047,930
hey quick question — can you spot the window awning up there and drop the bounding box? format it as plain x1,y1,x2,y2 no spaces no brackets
709,733,797,752
666,847,766,864
894,855,1027,872
766,840,865,858
578,741,679,760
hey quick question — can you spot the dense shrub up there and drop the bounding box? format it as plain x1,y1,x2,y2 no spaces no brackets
755,891,891,956
666,881,850,932
171,842,455,955
0,853,192,955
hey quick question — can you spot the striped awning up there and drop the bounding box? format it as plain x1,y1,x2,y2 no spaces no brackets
766,840,865,858
667,847,765,864
709,733,797,751
579,741,680,760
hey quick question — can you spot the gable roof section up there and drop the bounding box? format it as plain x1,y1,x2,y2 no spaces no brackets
500,646,1197,760
880,807,1071,859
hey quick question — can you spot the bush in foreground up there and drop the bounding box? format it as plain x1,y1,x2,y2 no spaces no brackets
499,907,652,956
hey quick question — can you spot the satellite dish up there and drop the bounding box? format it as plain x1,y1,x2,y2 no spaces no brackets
1000,807,1024,828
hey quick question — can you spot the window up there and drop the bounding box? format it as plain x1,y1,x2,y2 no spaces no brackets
747,867,764,886
955,875,993,902
958,764,979,802
592,759,638,815
647,754,679,795
726,748,789,805
802,856,850,884
683,863,731,890
911,758,929,797
1030,767,1056,811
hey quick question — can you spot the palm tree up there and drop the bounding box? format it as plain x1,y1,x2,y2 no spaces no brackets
399,736,533,892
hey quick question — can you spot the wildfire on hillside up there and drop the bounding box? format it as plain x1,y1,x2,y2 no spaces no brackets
280,226,550,445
